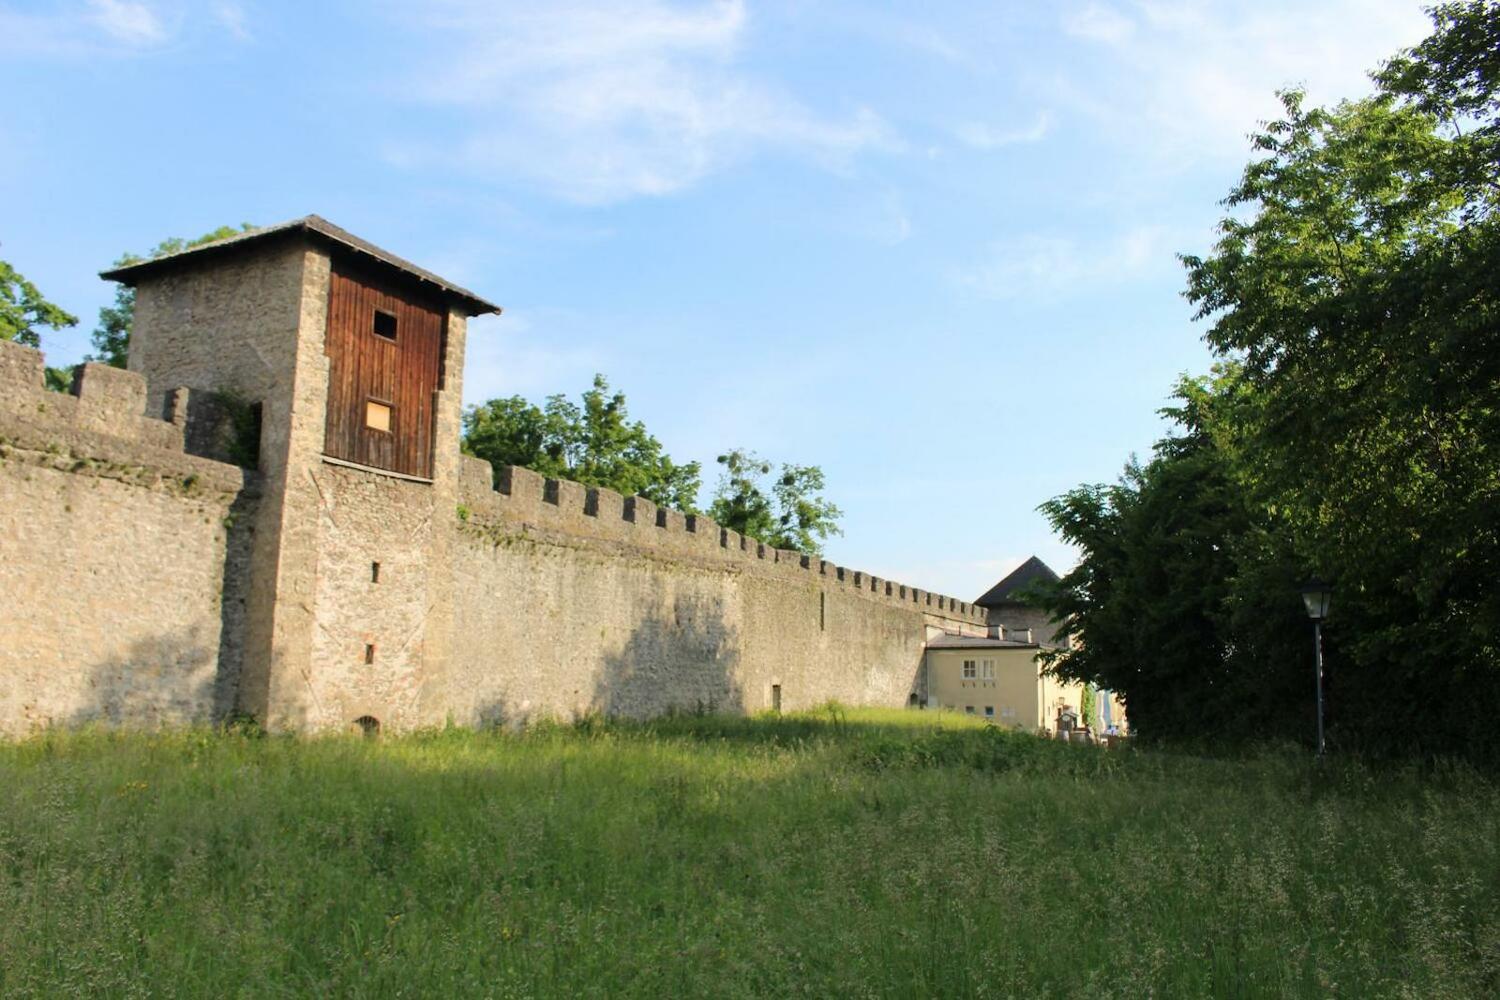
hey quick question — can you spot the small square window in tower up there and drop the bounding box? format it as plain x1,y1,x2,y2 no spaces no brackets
373,309,398,341
365,400,392,433
323,266,446,478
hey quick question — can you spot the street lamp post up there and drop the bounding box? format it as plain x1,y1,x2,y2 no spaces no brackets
1299,578,1333,756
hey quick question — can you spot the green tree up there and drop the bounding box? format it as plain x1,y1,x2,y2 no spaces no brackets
92,224,253,367
1037,372,1308,745
1,259,77,350
707,449,777,544
1,258,78,391
1042,3,1500,757
708,448,843,556
1079,685,1099,735
462,374,702,513
1184,2,1500,757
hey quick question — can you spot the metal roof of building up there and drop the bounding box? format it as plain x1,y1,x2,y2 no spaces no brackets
99,215,502,317
924,634,1039,650
974,555,1059,609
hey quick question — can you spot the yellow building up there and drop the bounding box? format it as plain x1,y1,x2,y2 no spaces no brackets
923,632,1125,736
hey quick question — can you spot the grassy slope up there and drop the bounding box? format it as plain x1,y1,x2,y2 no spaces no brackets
1,709,1497,998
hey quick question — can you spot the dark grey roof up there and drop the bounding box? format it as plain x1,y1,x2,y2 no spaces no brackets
100,215,501,317
974,555,1059,609
925,634,1038,650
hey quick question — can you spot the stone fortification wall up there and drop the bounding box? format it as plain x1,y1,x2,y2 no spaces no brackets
297,462,449,730
0,340,256,735
0,327,990,735
440,456,989,724
122,239,332,732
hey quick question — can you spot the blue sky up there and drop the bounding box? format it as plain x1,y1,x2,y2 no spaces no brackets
2,0,1433,601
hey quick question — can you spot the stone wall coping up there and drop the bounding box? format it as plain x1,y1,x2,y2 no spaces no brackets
0,339,255,494
458,453,989,626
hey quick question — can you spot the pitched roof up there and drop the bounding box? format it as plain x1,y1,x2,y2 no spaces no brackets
974,555,1059,609
99,215,502,317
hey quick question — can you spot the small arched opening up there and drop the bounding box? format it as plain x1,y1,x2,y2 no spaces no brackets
352,715,381,738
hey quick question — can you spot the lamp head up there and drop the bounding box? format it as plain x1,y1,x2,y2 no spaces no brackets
1299,577,1333,621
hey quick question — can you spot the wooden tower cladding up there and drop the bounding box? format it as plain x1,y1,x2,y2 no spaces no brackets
323,265,446,479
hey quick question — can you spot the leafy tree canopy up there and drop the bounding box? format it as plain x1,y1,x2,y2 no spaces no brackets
709,448,843,556
1,257,78,391
92,224,254,368
462,374,702,513
1,258,77,350
1038,2,1500,758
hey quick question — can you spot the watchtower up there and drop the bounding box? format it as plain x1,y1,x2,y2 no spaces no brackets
102,217,500,730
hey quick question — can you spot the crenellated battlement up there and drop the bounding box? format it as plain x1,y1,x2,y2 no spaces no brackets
0,339,254,495
1,216,1011,736
457,453,988,626
0,338,260,738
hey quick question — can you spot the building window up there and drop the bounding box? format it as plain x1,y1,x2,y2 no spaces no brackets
373,309,398,341
962,659,977,680
965,705,975,715
984,706,995,718
364,643,376,664
371,561,381,583
771,684,782,713
981,659,995,680
365,399,392,433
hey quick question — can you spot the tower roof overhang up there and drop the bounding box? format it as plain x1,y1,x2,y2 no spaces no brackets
100,214,502,318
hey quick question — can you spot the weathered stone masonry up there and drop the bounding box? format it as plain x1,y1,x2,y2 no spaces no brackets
0,342,255,733
0,217,989,735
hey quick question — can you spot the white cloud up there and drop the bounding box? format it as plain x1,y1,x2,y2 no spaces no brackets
389,0,897,203
956,225,1171,300
213,1,249,41
955,111,1052,150
1055,0,1433,161
1062,3,1135,45
0,0,247,54
87,0,166,44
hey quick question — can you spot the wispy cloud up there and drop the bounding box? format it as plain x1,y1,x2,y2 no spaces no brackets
956,225,1172,300
1055,0,1432,161
1062,3,1134,45
0,0,249,54
388,0,897,203
954,111,1052,150
88,0,167,44
213,1,249,41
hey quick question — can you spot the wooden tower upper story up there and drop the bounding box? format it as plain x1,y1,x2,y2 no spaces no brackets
101,215,500,483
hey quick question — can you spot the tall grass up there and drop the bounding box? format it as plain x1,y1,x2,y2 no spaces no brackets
1,708,1496,997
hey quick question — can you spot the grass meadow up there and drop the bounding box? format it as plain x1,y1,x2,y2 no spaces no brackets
1,707,1497,998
